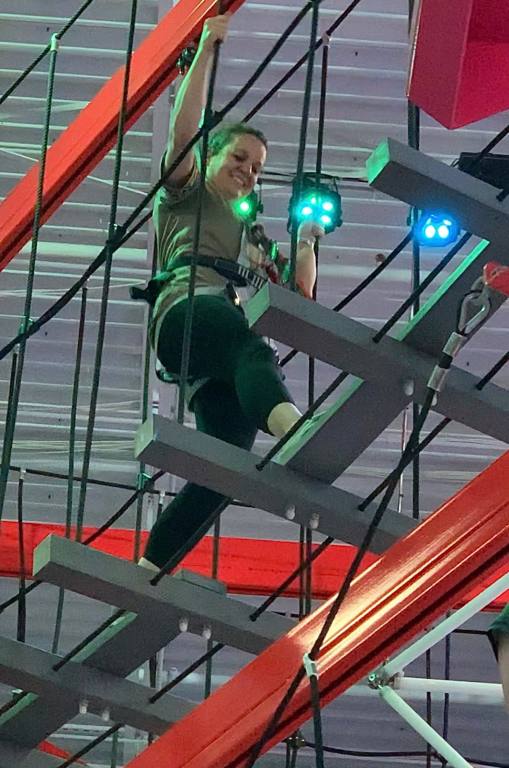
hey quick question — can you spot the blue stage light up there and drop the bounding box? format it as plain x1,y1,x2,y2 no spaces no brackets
415,213,460,246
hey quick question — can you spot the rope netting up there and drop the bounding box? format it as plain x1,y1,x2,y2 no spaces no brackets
0,0,508,766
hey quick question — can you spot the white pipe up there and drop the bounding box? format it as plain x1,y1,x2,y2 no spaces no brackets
395,676,504,705
378,685,472,768
381,571,509,679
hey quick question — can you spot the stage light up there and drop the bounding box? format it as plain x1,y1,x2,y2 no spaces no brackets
288,177,343,235
234,191,259,223
415,213,460,246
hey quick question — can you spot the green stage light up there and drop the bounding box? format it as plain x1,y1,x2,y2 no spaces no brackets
288,177,343,235
234,191,259,223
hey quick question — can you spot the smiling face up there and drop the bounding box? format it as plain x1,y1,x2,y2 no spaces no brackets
206,133,267,201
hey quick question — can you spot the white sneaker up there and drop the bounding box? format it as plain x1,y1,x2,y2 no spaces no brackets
137,556,159,573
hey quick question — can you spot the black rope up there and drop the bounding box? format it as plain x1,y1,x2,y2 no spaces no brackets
476,349,509,389
52,609,126,671
442,628,451,754
3,11,509,370
372,231,472,343
288,0,320,290
217,2,314,126
0,351,18,512
0,0,355,363
52,286,88,655
0,36,59,522
244,388,437,768
16,470,27,643
75,0,139,541
82,470,164,546
134,239,157,564
242,0,364,123
305,740,430,758
304,656,325,768
249,537,333,620
256,371,349,471
308,740,509,767
0,0,97,108
280,232,413,367
57,724,122,768
204,517,222,698
149,643,224,703
0,470,162,614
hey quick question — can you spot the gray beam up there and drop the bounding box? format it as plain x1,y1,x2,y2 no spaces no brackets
247,283,509,443
243,139,509,482
0,743,62,768
33,535,295,656
367,139,509,355
366,137,509,246
0,568,225,749
0,636,193,736
136,415,416,552
0,604,182,748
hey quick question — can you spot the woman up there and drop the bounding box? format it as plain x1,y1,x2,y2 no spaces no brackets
138,14,324,570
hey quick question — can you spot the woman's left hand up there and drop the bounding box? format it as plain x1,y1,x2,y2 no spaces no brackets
297,221,326,243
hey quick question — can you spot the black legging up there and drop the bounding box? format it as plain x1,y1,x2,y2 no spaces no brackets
144,293,294,567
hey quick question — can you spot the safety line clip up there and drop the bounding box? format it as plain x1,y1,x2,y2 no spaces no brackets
303,652,318,679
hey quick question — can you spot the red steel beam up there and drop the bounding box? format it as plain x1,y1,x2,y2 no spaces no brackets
0,0,244,272
1,521,507,607
125,450,509,768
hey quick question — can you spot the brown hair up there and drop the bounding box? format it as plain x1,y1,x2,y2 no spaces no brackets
208,122,268,158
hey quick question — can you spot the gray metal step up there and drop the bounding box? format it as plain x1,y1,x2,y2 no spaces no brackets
33,536,294,656
0,635,194,736
136,414,416,552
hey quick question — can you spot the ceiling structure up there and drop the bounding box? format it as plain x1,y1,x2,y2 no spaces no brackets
0,0,508,765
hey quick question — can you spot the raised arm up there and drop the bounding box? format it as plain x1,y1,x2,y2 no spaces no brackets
164,14,231,185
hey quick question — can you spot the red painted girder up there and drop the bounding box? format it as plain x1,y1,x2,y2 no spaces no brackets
0,0,244,272
408,0,509,128
39,741,85,764
125,450,509,768
1,520,508,606
1,520,507,606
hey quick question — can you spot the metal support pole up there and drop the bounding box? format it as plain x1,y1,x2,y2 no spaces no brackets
377,686,472,768
379,571,509,680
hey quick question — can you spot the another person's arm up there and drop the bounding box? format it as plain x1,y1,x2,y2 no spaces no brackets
164,14,230,184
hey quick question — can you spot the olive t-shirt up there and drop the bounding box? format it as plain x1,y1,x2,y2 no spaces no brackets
151,164,244,349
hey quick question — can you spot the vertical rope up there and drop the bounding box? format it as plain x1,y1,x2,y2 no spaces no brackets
109,727,120,768
52,286,88,654
0,35,59,521
16,469,26,643
0,351,18,512
204,516,221,698
134,235,158,563
75,0,139,540
288,0,321,290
